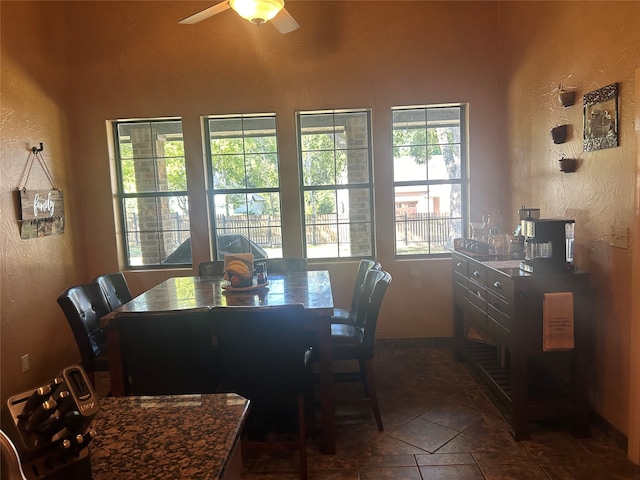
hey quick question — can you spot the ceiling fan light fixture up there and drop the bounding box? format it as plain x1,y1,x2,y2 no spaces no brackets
229,0,285,24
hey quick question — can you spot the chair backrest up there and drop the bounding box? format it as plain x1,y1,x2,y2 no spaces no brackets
198,260,226,277
114,308,217,395
264,258,308,273
360,270,392,358
94,272,132,311
57,282,111,371
213,304,308,399
349,260,381,317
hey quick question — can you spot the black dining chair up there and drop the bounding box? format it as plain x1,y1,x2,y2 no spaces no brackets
313,269,392,431
57,282,111,387
331,259,381,326
263,257,308,273
94,272,133,311
198,260,226,277
212,304,310,480
114,308,218,395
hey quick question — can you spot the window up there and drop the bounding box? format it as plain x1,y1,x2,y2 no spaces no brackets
392,105,466,256
114,119,190,268
205,114,283,260
298,110,374,259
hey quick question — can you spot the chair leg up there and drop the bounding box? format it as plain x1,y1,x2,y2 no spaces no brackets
297,395,308,480
362,359,384,431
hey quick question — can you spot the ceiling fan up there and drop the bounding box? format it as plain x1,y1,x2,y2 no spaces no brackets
179,0,299,34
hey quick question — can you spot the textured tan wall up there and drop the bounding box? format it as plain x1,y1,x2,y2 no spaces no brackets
501,2,640,435
0,2,88,400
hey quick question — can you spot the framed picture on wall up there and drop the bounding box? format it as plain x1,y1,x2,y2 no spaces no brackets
583,83,618,152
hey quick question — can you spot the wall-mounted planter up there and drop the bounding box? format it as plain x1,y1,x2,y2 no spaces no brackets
551,124,568,144
559,158,578,173
558,90,576,108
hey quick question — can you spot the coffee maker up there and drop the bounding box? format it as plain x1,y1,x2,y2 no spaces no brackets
520,217,575,273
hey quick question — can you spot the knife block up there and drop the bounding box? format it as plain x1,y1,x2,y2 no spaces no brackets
2,365,99,480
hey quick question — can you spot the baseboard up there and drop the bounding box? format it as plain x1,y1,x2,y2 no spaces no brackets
591,409,629,454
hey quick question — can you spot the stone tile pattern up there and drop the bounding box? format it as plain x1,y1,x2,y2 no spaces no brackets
241,343,640,480
90,393,249,479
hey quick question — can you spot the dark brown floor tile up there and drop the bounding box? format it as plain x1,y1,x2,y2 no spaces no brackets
600,460,640,479
333,423,384,457
242,449,305,474
357,435,428,457
540,462,621,480
307,452,358,471
377,389,440,417
521,431,594,463
242,345,635,479
443,388,504,415
243,473,302,480
358,454,417,467
580,429,635,463
418,464,485,479
478,462,550,479
472,449,534,465
436,429,527,456
420,405,483,432
359,466,423,480
416,452,477,465
308,469,360,480
390,417,459,453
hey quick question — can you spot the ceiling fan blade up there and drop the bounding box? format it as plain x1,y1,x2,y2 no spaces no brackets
179,2,231,24
271,8,299,34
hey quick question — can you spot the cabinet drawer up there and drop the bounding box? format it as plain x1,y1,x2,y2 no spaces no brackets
468,264,487,286
487,291,511,332
466,282,486,312
486,269,513,300
454,275,468,308
453,256,468,277
464,298,487,329
487,290,512,317
454,271,467,287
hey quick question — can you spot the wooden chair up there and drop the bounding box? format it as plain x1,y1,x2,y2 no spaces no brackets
114,308,217,395
264,257,308,273
94,272,133,311
213,304,310,480
198,260,226,277
331,259,381,326
313,269,392,431
57,283,111,386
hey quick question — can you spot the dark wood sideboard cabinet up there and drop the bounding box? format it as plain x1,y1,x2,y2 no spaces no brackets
451,250,593,440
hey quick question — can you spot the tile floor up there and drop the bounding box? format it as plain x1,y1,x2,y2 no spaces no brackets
241,343,640,480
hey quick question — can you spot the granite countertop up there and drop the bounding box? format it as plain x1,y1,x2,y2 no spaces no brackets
90,393,249,480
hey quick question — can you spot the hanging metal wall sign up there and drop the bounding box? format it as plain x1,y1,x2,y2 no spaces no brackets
17,143,65,239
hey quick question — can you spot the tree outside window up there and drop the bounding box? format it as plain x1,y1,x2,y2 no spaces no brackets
206,114,283,259
392,105,466,256
115,119,190,267
298,110,374,259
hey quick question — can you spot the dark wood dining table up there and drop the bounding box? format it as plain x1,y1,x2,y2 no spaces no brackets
100,270,337,454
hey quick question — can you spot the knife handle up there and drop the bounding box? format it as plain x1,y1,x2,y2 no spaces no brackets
23,399,57,433
18,385,52,419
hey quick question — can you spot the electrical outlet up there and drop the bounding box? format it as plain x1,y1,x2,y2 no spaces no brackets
21,354,30,373
610,226,629,249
